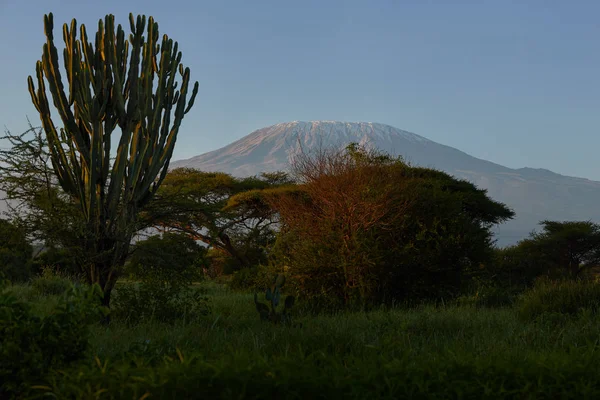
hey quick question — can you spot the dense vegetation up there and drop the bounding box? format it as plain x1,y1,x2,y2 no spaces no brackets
2,11,600,400
255,144,514,309
3,277,600,399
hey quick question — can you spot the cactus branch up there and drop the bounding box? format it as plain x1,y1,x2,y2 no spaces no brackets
27,13,199,306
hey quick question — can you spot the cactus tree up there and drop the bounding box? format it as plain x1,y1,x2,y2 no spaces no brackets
27,13,199,307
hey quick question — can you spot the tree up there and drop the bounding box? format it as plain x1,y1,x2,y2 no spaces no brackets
0,219,33,282
141,168,290,272
18,13,199,307
254,144,514,307
521,220,600,278
0,126,89,266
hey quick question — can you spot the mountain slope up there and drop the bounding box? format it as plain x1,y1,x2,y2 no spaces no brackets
171,121,600,246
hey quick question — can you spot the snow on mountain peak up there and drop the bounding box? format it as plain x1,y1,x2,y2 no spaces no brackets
252,121,432,147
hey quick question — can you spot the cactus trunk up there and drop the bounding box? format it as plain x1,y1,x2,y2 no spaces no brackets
27,13,199,307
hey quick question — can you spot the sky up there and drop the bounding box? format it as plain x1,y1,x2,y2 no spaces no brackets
1,0,599,179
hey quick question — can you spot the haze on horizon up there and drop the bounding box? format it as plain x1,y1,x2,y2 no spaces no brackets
1,0,598,180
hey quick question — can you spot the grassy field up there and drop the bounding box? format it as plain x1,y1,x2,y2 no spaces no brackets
5,280,600,399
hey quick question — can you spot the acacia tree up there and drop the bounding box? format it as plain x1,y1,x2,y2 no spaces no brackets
20,13,199,306
521,220,600,278
0,126,84,252
141,168,289,271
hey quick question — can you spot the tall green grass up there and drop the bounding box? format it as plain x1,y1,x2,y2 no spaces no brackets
517,278,600,321
7,279,600,399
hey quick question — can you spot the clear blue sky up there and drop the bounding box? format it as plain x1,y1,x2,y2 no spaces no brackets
1,0,599,179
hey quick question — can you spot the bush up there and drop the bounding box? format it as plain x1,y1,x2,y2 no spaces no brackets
229,265,274,292
517,279,600,321
31,246,81,277
0,279,105,397
229,266,260,290
114,233,211,324
126,232,207,283
30,267,75,296
264,144,514,308
485,245,550,288
0,219,33,282
112,281,211,324
456,284,522,308
213,274,233,286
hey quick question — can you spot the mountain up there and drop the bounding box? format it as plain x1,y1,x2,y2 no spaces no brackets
174,121,600,246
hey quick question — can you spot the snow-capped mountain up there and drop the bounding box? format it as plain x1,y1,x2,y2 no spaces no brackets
174,121,600,246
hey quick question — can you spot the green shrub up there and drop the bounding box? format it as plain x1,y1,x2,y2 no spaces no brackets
31,246,81,277
229,266,259,290
0,219,33,282
0,279,105,397
112,281,211,324
126,232,207,283
112,233,211,324
30,267,74,296
229,264,274,292
487,244,552,287
456,284,523,308
517,279,600,321
213,274,233,285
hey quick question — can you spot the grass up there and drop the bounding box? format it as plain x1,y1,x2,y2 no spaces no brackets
7,279,600,399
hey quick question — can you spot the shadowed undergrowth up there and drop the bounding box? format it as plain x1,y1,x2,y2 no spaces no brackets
4,280,600,399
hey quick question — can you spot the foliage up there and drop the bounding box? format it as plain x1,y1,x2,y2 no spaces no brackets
143,168,289,272
7,12,199,308
521,220,600,278
113,233,211,324
517,278,600,321
0,218,33,282
484,221,600,291
0,127,91,272
457,245,546,308
483,244,550,288
456,283,522,308
253,273,296,325
259,143,514,308
36,350,600,399
0,280,106,397
230,265,268,291
9,279,600,399
30,267,74,296
31,246,81,277
126,232,208,283
111,281,211,325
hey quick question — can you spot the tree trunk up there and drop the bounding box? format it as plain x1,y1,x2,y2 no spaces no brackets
100,273,119,306
89,265,119,324
100,286,113,325
84,241,127,324
218,232,251,269
568,257,580,278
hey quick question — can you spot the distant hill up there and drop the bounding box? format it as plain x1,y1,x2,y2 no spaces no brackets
171,121,600,247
